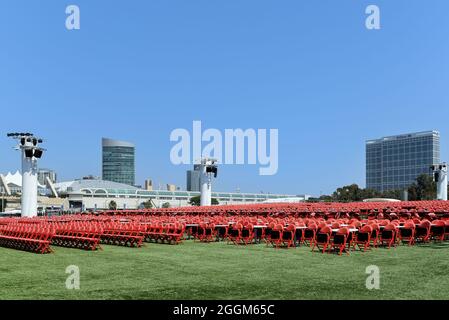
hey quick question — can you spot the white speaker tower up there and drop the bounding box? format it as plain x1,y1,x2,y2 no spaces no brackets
7,133,45,217
431,163,448,201
199,158,218,206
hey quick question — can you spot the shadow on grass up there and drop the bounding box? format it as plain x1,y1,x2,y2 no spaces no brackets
414,242,449,249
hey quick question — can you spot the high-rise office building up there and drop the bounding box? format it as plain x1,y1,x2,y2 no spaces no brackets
366,131,440,192
102,138,135,186
186,164,201,192
37,169,57,185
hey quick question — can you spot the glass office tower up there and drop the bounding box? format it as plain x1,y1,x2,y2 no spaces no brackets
186,164,201,192
366,131,440,192
102,138,135,186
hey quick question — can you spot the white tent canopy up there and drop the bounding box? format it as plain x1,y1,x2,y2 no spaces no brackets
1,171,46,189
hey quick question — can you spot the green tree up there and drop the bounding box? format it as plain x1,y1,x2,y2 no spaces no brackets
188,195,219,206
141,200,153,209
408,174,436,201
333,184,365,202
330,184,403,202
108,200,117,210
188,196,201,206
307,195,333,203
161,202,171,208
360,188,381,200
320,195,333,202
381,189,402,200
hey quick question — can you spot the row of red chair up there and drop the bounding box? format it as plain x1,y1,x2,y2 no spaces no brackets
227,223,257,245
52,224,102,250
301,219,449,254
145,223,185,244
101,223,145,247
94,200,449,219
378,220,447,248
195,224,216,243
264,224,296,248
312,227,353,255
2,206,449,254
0,225,54,254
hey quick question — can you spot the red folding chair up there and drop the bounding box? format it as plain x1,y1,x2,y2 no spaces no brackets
415,221,431,243
353,225,372,252
268,224,283,249
430,220,445,242
227,223,242,245
303,224,317,246
398,222,415,246
282,224,296,248
380,224,396,249
312,226,331,253
330,227,350,255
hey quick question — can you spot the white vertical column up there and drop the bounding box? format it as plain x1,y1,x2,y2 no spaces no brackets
437,165,448,201
21,150,38,217
200,162,211,206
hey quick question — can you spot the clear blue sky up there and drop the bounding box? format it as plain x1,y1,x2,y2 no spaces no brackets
0,0,448,196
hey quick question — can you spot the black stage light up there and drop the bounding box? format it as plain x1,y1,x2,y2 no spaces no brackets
38,139,43,143
26,138,31,142
25,149,34,158
32,138,37,146
435,172,440,183
33,149,43,158
20,138,26,145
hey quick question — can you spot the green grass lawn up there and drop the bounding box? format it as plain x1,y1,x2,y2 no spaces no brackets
1,240,449,300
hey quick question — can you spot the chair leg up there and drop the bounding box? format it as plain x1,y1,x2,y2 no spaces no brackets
322,243,327,254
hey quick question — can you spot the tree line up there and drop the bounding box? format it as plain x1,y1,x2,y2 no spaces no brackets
309,174,438,203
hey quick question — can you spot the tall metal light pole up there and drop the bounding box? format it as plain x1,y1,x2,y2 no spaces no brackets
7,133,45,217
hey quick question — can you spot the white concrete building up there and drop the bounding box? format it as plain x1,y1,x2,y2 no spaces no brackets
53,178,303,210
